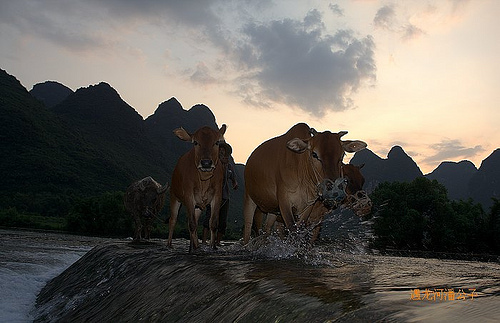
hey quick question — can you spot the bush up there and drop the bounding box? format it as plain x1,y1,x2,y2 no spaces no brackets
369,177,498,255
66,191,132,237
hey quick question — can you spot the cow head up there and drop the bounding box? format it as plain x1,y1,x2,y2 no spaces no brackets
286,128,367,208
174,125,227,175
342,163,372,216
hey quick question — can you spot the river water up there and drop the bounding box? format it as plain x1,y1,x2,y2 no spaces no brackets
1,225,499,322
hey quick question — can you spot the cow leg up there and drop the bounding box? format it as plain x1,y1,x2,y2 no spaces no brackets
209,201,221,249
167,198,181,247
279,203,296,234
253,208,264,236
145,217,153,240
134,215,142,241
243,192,257,244
187,206,201,252
264,213,277,235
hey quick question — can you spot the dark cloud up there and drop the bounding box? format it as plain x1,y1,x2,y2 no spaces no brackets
422,139,485,164
0,0,225,52
329,3,344,17
373,5,396,30
235,11,376,115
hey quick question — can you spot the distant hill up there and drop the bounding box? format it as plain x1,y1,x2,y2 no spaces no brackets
468,149,500,208
350,146,423,193
1,68,245,232
426,160,477,200
1,67,498,224
350,145,499,209
0,69,130,209
30,81,73,108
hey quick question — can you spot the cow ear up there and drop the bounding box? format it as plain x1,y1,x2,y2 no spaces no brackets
342,140,367,153
287,138,310,153
173,127,192,142
219,124,227,139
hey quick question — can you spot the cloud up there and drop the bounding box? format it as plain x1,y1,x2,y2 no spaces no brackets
234,10,376,116
421,139,485,164
190,62,218,85
329,3,344,17
0,0,225,53
373,5,396,30
401,24,426,41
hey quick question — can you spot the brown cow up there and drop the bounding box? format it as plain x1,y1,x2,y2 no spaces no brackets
254,163,372,241
124,176,169,241
243,123,367,244
168,125,227,251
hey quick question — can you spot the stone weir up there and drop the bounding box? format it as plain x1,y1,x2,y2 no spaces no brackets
33,239,380,322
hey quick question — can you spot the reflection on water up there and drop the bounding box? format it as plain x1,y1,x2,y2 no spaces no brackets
31,231,500,323
1,227,498,322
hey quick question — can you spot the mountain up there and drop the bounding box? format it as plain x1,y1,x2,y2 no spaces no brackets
0,69,128,206
468,149,500,208
51,82,169,185
30,81,73,108
2,67,498,222
1,69,245,232
350,145,500,209
350,146,423,193
426,160,477,200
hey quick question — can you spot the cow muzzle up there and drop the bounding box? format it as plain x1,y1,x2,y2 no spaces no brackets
317,177,347,209
199,159,215,172
345,190,373,217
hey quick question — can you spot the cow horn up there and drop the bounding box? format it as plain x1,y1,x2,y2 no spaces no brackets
338,131,348,138
158,184,169,194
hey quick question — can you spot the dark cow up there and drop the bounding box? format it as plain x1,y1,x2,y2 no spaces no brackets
168,125,227,251
124,176,169,241
243,123,367,244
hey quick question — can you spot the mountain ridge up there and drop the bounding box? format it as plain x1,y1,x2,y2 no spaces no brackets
4,68,499,214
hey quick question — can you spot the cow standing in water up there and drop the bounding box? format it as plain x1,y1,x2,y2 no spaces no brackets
253,163,372,241
168,125,226,252
243,123,367,245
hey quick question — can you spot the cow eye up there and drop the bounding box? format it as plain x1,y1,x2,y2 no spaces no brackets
193,140,199,146
215,141,220,146
311,151,319,159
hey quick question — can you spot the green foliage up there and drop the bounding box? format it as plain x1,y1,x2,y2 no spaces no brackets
0,207,66,231
370,177,499,255
66,191,132,236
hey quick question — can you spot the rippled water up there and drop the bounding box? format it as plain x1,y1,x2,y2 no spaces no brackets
1,224,499,322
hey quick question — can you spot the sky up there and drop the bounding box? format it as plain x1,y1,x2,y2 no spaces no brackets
1,0,499,174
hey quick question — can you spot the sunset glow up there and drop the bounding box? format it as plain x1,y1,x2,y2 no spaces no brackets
1,0,499,174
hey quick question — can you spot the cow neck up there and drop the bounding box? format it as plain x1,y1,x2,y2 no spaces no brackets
198,170,215,181
307,153,323,190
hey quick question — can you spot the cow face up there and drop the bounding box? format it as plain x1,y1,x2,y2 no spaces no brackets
342,164,372,216
174,125,227,173
342,164,365,195
287,129,367,208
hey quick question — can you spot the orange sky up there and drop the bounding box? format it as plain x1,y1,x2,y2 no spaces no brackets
1,0,499,174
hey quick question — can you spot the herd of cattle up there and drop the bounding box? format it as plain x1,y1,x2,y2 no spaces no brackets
124,123,372,252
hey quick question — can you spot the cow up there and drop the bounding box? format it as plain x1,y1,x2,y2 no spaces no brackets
168,125,227,252
342,164,372,217
124,176,169,241
253,163,372,241
243,123,367,244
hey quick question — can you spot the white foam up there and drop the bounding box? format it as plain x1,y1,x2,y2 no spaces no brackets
0,230,95,323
